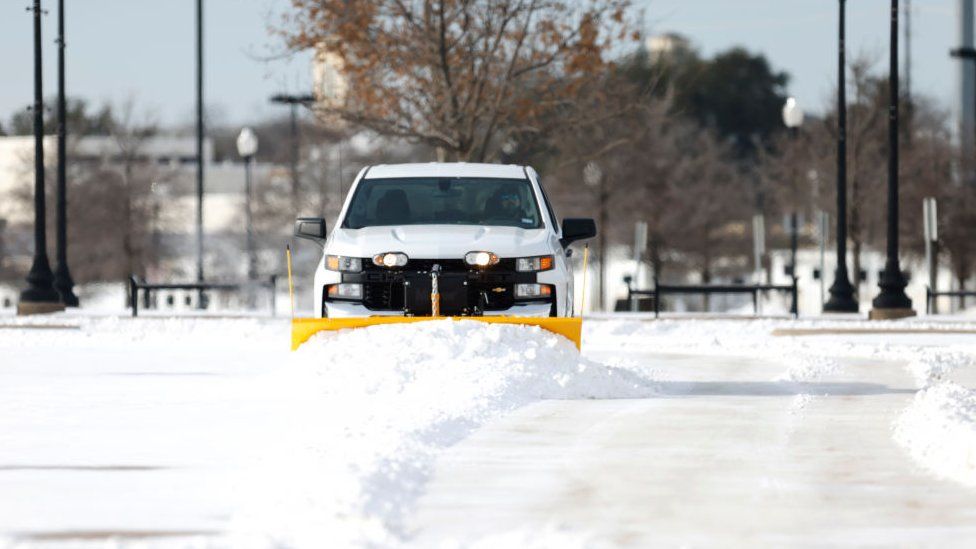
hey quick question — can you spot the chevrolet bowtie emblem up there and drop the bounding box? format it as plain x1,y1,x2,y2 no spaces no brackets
492,287,506,293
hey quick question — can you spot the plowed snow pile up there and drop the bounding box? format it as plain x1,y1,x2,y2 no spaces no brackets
895,381,976,487
230,319,654,547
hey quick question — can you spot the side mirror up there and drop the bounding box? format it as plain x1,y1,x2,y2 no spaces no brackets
560,218,597,247
295,217,327,244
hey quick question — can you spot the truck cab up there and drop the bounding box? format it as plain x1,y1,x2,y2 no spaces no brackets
294,162,596,318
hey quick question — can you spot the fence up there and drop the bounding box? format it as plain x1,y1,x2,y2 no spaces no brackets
625,278,798,318
925,287,976,315
128,275,278,317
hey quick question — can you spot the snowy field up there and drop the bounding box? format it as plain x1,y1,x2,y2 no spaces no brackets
1,314,975,547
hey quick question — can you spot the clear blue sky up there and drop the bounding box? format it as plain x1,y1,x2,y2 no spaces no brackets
0,0,312,129
0,1,960,129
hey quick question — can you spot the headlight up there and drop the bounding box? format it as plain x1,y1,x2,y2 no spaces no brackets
516,255,554,272
464,251,499,267
325,255,362,272
327,283,363,299
515,284,553,298
372,252,409,268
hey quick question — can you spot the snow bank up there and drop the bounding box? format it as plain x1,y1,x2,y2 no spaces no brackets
895,382,976,486
588,318,976,490
230,319,654,547
587,318,976,386
905,351,976,387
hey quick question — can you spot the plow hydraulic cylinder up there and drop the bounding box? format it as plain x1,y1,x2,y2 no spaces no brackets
431,264,441,317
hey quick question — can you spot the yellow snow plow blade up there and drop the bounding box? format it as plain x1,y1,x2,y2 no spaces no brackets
291,316,582,351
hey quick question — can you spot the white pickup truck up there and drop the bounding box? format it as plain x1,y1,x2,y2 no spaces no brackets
294,162,596,318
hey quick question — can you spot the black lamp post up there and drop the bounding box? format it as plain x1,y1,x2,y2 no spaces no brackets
194,0,207,309
53,0,78,307
583,161,606,311
782,97,804,282
824,0,860,313
195,0,205,278
870,0,915,319
950,46,976,172
236,128,259,283
269,93,315,215
18,0,63,315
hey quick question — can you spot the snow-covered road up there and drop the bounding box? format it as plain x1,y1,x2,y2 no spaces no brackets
1,315,975,547
411,351,976,547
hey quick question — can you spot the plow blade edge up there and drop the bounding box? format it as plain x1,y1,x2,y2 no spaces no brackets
291,316,582,351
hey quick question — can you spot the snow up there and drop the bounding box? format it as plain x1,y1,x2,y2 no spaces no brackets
586,317,976,385
0,317,654,548
1,314,975,547
239,320,657,546
587,317,976,493
229,319,655,547
895,382,976,487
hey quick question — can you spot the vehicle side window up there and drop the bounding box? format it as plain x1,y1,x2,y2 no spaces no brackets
536,178,560,231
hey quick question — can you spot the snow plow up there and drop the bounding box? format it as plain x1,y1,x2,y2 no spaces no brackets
290,316,583,351
287,162,596,351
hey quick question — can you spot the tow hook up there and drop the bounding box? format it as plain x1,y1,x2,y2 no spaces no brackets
431,264,441,316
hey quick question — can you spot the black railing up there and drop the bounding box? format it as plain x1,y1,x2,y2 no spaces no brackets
925,287,976,315
129,275,278,317
625,278,798,318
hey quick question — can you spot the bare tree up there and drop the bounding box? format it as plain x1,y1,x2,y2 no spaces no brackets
0,219,8,278
111,100,162,277
283,0,633,161
665,129,751,284
543,81,750,297
940,182,976,302
10,100,170,282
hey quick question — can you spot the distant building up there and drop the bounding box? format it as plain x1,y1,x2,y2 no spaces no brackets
313,42,349,128
0,135,219,225
644,33,694,64
314,47,348,108
0,134,289,278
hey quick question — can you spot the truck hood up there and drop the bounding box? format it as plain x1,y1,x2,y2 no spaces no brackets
326,225,553,259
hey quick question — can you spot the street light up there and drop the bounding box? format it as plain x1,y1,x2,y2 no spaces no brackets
269,93,315,215
149,181,169,275
824,0,860,313
870,0,915,319
782,97,804,129
18,0,63,316
53,0,78,307
782,97,803,312
950,46,976,176
194,0,205,308
583,161,606,312
500,139,517,163
236,127,259,287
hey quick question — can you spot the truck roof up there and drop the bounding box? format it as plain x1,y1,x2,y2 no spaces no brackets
364,162,528,180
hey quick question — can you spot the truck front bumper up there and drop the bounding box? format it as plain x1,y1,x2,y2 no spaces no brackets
322,258,558,317
324,301,554,318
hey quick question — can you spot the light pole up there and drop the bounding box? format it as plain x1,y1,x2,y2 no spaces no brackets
782,97,804,287
824,0,860,313
195,0,205,300
584,161,605,312
53,0,78,307
950,46,976,170
269,93,315,215
236,127,259,286
308,146,326,217
19,0,63,316
149,181,169,277
870,0,916,319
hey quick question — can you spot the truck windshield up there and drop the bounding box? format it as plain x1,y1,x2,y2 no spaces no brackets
342,177,543,229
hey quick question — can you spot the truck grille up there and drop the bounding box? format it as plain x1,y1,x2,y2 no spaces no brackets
359,259,518,313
